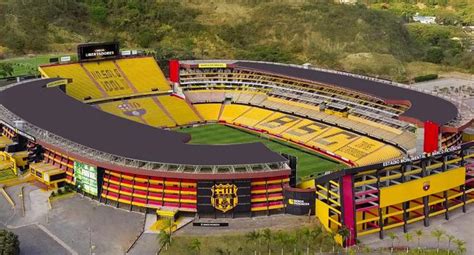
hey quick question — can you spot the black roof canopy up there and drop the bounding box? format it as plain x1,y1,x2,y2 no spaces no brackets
0,79,286,166
236,61,458,126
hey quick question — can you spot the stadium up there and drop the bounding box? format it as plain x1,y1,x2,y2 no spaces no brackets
0,42,472,247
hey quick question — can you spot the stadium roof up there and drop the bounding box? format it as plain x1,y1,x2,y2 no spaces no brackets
235,61,459,126
0,79,287,166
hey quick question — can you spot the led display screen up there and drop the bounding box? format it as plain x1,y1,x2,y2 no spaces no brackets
77,42,120,61
74,162,98,196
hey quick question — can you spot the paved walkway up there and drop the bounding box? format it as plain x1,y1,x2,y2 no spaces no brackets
1,223,69,255
1,184,145,255
360,204,474,253
127,233,160,255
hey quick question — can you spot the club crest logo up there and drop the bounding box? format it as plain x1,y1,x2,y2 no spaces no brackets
117,102,146,117
423,181,431,191
211,183,238,213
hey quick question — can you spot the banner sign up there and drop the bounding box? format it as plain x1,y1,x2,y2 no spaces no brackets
193,222,229,227
60,56,71,63
379,167,465,207
197,180,251,215
198,63,227,68
382,145,461,167
74,162,98,196
46,79,68,88
284,188,315,215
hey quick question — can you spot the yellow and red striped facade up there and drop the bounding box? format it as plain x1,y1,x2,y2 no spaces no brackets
100,169,289,213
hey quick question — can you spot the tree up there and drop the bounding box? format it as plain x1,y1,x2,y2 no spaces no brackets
158,218,176,252
163,218,176,243
327,231,337,254
262,228,272,255
388,232,398,254
275,231,290,255
246,230,261,255
311,226,323,253
189,238,201,255
158,230,171,251
337,226,351,249
431,229,445,253
0,63,14,78
403,232,413,253
424,47,444,64
288,233,298,255
89,3,108,24
446,234,455,254
414,230,423,249
0,229,20,255
453,239,466,255
302,228,312,255
215,247,232,255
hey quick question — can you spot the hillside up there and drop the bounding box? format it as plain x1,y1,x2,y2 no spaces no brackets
0,0,472,81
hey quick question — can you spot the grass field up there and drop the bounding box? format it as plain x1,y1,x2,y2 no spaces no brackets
177,124,344,179
0,53,76,77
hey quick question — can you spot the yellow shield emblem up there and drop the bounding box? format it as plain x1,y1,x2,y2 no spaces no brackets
211,184,238,213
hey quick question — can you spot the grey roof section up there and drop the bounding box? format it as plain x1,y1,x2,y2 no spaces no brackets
235,61,459,125
0,78,286,166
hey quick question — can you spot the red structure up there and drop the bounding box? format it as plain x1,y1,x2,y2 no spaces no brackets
342,175,356,246
168,59,180,83
424,121,439,153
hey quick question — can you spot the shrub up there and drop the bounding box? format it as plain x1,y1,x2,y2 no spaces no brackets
0,229,20,255
414,73,438,82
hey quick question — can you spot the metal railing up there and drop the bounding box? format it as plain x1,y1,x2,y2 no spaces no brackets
0,81,288,173
181,59,473,128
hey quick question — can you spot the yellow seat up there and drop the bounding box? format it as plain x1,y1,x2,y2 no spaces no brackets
255,112,302,134
40,57,171,101
116,57,171,92
306,127,359,152
40,63,104,100
82,61,136,97
158,96,200,125
233,107,274,127
220,104,252,122
194,104,221,121
282,119,329,143
97,97,175,128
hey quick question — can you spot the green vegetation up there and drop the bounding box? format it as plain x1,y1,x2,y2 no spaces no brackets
161,225,339,255
159,225,467,255
177,124,344,179
158,218,176,252
0,1,472,80
0,54,75,77
383,229,467,254
0,169,15,182
49,184,75,201
414,73,439,82
0,229,20,255
368,0,473,25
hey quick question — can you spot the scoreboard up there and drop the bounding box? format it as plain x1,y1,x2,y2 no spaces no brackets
77,42,120,61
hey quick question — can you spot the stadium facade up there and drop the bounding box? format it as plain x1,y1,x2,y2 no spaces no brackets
0,42,472,246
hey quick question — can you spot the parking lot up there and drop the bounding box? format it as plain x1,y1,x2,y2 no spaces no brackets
0,184,145,255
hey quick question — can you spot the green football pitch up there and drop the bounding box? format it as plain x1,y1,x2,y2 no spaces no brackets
177,124,344,179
